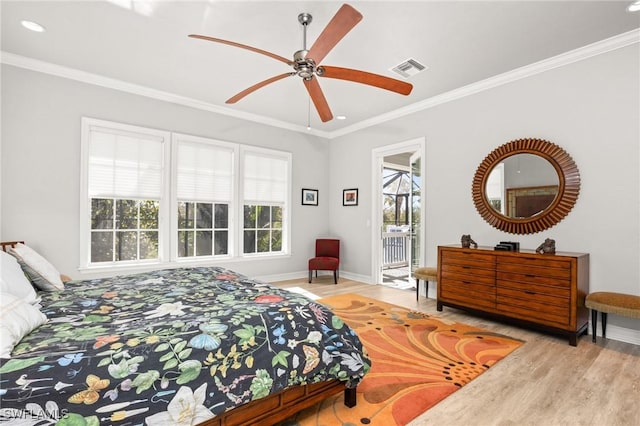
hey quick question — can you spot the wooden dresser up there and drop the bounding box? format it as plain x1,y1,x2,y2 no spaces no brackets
437,245,589,346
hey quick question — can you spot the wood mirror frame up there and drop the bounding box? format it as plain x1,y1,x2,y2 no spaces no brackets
472,138,580,234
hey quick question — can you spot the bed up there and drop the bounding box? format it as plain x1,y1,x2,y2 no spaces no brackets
0,241,369,425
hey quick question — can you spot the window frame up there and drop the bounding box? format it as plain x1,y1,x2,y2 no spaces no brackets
80,117,171,270
79,118,291,272
170,133,238,262
239,145,292,257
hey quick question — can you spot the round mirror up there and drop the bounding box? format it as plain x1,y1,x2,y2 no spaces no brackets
472,138,580,234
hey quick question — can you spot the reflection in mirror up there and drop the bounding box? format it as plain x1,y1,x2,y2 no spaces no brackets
485,154,559,218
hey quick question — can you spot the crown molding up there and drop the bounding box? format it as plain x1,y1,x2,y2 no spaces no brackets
0,51,332,139
328,28,640,139
1,28,637,140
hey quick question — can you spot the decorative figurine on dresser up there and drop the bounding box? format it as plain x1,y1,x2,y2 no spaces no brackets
460,234,478,248
536,238,556,254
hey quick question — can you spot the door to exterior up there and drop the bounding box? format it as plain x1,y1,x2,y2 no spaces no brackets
409,151,422,277
371,138,425,286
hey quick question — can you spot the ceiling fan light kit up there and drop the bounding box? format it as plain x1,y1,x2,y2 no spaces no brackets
189,3,413,123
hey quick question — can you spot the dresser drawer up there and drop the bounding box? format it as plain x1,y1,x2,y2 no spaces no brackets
440,282,496,311
497,287,569,307
497,289,570,327
496,279,570,298
441,250,496,269
441,265,495,285
497,256,571,279
496,271,570,288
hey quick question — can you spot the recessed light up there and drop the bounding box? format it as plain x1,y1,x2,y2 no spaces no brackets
628,1,640,12
21,20,46,32
336,115,347,120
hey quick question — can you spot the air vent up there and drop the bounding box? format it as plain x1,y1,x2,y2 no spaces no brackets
390,58,427,79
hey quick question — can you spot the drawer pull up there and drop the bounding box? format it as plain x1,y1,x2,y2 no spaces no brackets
462,281,471,284
525,274,535,278
524,290,536,295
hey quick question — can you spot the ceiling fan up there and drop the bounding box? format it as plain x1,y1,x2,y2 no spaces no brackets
189,4,413,123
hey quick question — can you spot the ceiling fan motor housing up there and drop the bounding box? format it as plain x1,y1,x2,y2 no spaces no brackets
293,50,316,79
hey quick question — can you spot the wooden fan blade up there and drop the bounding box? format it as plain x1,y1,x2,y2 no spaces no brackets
307,4,363,66
303,78,333,122
189,34,293,65
319,66,413,95
226,72,295,104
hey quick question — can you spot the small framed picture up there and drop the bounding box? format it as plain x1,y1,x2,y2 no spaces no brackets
302,188,318,206
343,188,358,206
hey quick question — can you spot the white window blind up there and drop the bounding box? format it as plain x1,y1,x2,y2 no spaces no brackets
176,141,233,202
243,152,287,203
88,127,164,199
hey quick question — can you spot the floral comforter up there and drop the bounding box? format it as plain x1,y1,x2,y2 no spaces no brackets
0,267,370,425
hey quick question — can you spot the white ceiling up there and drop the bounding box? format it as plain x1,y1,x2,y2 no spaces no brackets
2,1,639,136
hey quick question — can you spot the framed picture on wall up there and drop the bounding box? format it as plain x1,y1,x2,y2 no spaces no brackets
302,188,318,206
343,188,358,206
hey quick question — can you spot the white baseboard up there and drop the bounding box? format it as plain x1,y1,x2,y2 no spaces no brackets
339,271,374,284
255,270,374,285
589,322,640,346
256,270,375,285
253,270,308,283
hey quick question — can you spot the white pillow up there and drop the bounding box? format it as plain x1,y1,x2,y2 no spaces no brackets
8,243,64,291
0,292,47,358
0,250,39,305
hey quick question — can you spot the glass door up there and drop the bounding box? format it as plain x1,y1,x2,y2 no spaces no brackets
409,151,422,276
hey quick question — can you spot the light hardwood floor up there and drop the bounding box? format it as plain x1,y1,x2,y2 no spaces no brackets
272,276,640,426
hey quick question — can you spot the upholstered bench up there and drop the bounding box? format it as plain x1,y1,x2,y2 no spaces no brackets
585,292,640,343
414,267,437,301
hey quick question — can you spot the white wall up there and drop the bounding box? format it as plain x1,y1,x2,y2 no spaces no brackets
329,45,640,336
2,44,638,341
1,66,331,280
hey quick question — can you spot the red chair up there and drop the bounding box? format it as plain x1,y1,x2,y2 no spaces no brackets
308,239,340,284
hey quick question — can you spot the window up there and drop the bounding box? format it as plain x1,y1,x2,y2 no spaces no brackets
174,135,235,259
177,202,229,257
80,118,290,270
91,198,159,262
243,205,282,253
81,119,169,266
242,149,290,255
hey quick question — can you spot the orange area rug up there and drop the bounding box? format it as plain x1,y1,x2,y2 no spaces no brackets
284,293,523,426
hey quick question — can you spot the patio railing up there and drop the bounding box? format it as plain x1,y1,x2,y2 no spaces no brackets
382,231,410,268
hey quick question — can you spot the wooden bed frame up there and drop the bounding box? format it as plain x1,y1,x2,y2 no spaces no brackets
202,381,356,425
0,240,358,425
0,240,23,252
